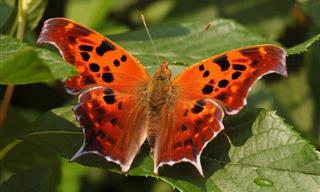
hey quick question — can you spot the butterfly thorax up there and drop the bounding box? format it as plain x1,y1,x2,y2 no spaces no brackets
147,62,172,108
146,61,173,148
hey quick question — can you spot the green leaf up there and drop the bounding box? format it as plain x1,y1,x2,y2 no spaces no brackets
66,0,114,29
108,19,319,75
286,33,320,55
15,107,320,192
110,19,276,75
0,35,76,85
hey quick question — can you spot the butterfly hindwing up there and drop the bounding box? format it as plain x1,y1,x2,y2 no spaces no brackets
153,98,224,176
71,86,148,172
173,45,287,114
37,18,150,94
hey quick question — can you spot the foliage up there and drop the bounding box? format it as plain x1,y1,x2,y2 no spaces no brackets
1,0,320,192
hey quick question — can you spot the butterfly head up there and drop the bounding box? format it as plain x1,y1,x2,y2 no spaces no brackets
154,61,172,81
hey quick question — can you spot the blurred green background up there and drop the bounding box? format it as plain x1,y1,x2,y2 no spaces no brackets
1,0,319,191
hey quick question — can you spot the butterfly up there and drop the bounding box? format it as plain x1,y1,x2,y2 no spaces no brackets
37,18,287,176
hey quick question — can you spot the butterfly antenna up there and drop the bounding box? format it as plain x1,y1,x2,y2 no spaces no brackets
141,14,161,65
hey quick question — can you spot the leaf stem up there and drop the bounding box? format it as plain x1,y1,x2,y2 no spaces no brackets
0,0,27,129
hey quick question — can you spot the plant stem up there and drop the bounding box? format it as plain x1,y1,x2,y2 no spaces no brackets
0,86,15,128
0,0,27,129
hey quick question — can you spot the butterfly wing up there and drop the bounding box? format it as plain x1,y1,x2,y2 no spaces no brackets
173,45,287,114
37,18,151,172
153,99,224,176
37,17,150,94
72,86,147,172
153,45,287,175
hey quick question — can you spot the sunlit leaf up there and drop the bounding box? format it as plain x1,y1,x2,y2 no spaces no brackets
0,35,76,84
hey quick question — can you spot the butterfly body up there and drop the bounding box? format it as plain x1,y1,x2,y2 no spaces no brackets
37,18,287,176
146,61,173,147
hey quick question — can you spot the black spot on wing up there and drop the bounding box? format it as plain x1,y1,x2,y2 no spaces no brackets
218,80,229,88
121,55,127,62
113,59,120,67
202,84,213,95
79,45,93,52
203,70,210,78
199,64,205,71
232,64,247,71
96,41,115,56
191,105,204,114
89,63,100,72
214,56,230,71
103,95,116,104
232,71,242,80
80,52,90,61
102,73,114,83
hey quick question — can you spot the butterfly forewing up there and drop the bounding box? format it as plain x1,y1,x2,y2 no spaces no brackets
173,45,287,114
37,18,150,94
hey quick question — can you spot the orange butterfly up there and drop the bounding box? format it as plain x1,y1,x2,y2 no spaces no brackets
37,18,287,176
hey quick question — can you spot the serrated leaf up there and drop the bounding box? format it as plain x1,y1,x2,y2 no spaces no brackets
286,33,320,55
12,107,320,192
0,35,76,84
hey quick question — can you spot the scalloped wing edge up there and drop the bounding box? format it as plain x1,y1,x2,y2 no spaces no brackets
220,45,287,115
153,99,225,177
69,120,134,173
